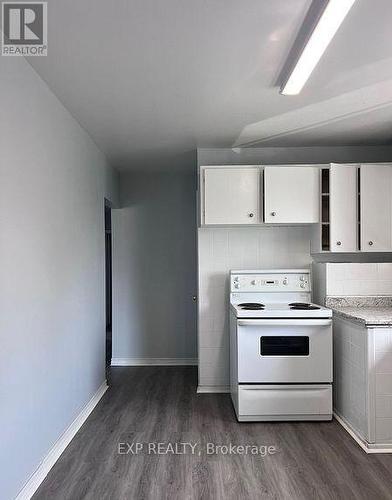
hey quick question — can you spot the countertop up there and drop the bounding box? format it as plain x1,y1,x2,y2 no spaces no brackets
325,297,392,327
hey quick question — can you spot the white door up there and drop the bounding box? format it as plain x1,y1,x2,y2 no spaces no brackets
330,164,358,252
360,164,392,251
203,167,260,225
264,166,319,223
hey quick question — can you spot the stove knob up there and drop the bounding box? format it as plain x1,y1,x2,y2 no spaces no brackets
251,280,256,285
300,283,305,289
234,283,239,289
283,278,288,285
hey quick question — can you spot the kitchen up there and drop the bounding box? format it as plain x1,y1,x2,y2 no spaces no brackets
198,159,392,450
2,1,392,499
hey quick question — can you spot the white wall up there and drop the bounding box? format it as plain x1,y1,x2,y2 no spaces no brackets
0,56,119,499
112,167,197,364
198,226,311,389
313,263,392,303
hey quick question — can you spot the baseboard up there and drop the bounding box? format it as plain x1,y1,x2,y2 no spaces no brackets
197,385,230,393
16,381,108,500
334,412,392,454
111,357,198,366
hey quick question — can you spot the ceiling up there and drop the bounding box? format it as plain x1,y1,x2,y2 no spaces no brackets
28,0,392,170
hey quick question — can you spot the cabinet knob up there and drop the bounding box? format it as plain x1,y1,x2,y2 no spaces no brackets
271,211,276,216
336,241,342,246
248,213,254,218
368,241,374,246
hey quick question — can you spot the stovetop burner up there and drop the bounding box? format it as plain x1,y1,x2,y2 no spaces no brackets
238,302,265,310
289,302,320,310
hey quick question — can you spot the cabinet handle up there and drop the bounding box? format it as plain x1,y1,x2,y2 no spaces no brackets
271,211,276,216
368,241,374,246
248,213,254,218
336,241,342,246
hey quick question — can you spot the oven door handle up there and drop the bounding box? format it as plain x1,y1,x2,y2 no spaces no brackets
237,319,332,327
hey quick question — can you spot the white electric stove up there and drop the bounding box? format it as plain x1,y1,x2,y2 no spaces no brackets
229,269,333,422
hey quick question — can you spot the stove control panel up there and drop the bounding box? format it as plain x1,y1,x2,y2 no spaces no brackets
231,271,310,292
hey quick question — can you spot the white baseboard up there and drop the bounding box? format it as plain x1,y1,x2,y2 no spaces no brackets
111,357,198,366
16,381,108,500
197,385,230,393
334,412,392,454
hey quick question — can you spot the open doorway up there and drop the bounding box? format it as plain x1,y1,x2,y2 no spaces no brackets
104,199,112,384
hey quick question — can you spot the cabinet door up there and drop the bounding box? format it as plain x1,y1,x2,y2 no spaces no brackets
264,166,319,223
330,164,358,252
360,165,392,251
203,167,260,225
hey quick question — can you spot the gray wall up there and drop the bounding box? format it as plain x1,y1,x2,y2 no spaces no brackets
112,166,197,362
0,56,119,499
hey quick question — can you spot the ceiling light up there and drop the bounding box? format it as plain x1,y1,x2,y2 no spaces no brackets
280,0,357,96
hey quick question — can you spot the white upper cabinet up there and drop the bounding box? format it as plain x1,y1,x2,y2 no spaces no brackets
264,166,320,224
202,166,261,225
329,164,358,252
360,164,392,251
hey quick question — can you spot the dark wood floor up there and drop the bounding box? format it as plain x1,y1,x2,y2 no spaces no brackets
33,367,392,500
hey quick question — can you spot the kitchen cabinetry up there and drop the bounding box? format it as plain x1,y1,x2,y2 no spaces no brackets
200,163,392,245
314,164,358,252
264,166,319,224
360,164,392,252
202,166,261,225
200,164,320,226
334,316,392,451
312,163,392,253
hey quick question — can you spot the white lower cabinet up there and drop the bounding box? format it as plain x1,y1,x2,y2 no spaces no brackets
360,164,392,251
333,316,392,450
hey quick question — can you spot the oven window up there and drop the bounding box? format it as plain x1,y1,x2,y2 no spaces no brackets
260,336,309,356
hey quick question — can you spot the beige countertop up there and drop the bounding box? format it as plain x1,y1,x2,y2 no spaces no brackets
326,297,392,327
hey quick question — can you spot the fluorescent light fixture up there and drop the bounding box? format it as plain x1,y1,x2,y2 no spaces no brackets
281,0,357,95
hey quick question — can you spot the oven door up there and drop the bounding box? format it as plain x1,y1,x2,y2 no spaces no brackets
237,318,332,383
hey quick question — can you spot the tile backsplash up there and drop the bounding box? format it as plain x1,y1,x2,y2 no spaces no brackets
198,226,312,389
313,263,392,302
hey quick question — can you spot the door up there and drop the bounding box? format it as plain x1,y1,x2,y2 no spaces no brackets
330,164,358,252
203,167,261,224
264,166,319,223
105,201,112,382
237,319,332,383
360,164,392,251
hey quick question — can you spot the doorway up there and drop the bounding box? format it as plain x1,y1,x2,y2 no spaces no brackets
105,200,112,384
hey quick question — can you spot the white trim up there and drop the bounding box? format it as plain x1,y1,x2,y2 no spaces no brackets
197,385,230,393
15,382,108,500
334,412,392,454
111,357,198,366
